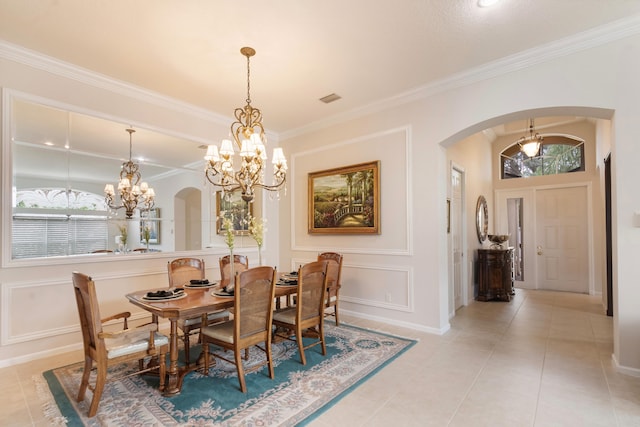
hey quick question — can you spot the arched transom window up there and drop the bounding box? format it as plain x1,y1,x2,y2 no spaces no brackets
500,135,585,179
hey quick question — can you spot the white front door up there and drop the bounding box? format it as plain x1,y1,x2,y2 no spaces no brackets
535,186,589,293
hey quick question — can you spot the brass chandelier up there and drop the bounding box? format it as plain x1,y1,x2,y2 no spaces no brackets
104,128,155,219
518,118,544,158
204,47,287,202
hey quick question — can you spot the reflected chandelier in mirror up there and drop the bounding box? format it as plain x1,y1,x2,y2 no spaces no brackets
4,91,214,262
104,128,156,219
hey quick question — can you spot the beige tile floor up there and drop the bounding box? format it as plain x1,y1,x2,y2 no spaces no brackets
2,289,640,426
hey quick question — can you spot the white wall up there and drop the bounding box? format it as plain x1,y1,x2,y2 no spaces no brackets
281,33,640,373
446,132,494,304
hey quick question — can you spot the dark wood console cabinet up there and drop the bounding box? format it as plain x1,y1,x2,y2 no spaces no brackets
476,248,514,302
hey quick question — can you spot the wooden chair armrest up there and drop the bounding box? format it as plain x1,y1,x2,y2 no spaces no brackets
101,311,132,330
98,329,129,339
98,322,158,339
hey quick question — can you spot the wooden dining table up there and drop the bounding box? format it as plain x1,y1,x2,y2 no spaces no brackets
126,280,297,396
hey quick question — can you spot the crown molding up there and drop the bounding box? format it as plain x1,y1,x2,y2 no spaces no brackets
280,14,640,140
0,40,231,127
2,13,640,142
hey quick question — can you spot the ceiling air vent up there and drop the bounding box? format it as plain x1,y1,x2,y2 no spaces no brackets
319,93,341,104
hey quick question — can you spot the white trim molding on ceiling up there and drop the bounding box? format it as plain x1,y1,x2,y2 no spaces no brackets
1,14,640,140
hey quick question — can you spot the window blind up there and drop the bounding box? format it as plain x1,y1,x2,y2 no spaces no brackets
13,214,108,259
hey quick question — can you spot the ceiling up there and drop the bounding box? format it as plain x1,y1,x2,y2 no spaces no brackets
2,0,640,137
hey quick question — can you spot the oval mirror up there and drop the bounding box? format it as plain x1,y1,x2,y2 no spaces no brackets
476,195,488,243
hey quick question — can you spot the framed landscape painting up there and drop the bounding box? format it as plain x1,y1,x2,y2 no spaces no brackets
216,190,252,235
308,161,380,234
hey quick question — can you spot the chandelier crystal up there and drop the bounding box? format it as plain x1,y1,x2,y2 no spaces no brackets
518,118,544,158
204,47,287,202
104,128,155,219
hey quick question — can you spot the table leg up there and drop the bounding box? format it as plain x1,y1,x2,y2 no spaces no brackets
163,319,180,396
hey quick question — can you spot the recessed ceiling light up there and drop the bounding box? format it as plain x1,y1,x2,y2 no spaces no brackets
478,0,500,7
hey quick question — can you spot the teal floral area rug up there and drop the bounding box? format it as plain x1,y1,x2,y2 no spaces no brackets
38,324,416,426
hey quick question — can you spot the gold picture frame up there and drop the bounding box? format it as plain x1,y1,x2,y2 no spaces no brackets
308,161,380,234
216,190,253,235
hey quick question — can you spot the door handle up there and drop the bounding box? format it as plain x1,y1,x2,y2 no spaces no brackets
537,245,543,255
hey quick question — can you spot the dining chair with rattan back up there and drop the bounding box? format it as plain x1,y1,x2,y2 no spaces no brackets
219,254,249,286
167,257,229,367
317,252,343,325
72,271,169,418
202,265,278,392
273,260,329,365
168,257,206,287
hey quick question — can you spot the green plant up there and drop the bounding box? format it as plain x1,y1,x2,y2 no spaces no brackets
142,225,151,244
118,224,128,246
222,217,234,250
247,215,266,248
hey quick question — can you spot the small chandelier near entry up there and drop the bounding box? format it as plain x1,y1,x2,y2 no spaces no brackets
104,128,155,219
204,47,287,203
518,118,544,157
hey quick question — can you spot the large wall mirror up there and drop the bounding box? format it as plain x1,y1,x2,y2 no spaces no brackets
3,91,260,263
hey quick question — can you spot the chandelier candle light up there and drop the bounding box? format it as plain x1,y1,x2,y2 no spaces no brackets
518,118,544,158
204,47,287,203
104,128,155,219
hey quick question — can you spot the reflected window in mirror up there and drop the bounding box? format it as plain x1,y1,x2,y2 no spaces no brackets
4,91,264,263
13,188,109,258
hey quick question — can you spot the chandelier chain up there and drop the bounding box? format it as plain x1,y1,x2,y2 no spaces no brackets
128,128,134,161
246,53,251,105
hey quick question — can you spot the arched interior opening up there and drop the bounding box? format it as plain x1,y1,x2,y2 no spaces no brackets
174,187,202,251
444,108,613,321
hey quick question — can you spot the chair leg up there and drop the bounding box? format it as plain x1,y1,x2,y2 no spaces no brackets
77,356,92,402
319,322,327,356
235,348,247,393
266,339,275,379
296,325,307,365
88,361,107,417
183,331,191,368
334,302,340,325
158,351,166,391
202,341,210,376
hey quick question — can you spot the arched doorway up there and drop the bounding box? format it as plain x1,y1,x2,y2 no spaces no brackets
444,110,612,313
174,187,202,251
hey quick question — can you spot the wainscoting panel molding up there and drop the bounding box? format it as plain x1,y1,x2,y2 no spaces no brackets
290,258,413,313
340,263,414,313
1,270,166,346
